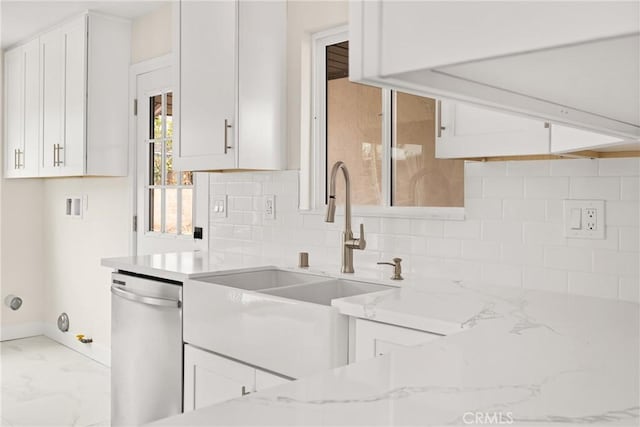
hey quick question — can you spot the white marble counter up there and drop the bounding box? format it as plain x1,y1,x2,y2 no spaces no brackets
150,264,639,426
101,251,261,282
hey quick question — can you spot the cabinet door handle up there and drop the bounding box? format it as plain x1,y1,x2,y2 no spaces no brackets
224,119,232,154
14,149,18,169
437,100,444,138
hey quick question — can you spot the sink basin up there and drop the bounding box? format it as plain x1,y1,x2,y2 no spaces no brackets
183,268,393,379
193,267,325,291
260,279,391,306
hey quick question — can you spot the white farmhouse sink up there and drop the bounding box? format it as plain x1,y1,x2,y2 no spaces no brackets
193,267,324,290
183,268,392,379
260,279,390,306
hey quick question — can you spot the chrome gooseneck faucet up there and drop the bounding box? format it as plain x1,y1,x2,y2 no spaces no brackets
325,161,366,273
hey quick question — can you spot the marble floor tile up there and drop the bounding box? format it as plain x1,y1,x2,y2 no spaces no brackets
1,336,110,426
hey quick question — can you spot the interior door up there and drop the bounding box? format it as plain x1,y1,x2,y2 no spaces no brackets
135,65,208,255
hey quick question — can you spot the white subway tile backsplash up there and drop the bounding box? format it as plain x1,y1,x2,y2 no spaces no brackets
567,227,619,251
462,240,501,260
525,177,569,199
481,263,522,287
410,219,443,237
619,228,640,252
619,277,640,303
523,222,566,245
465,177,483,198
620,177,639,200
482,221,523,244
550,159,598,176
569,177,620,200
593,251,639,277
501,243,545,266
465,161,507,177
545,200,564,223
544,246,592,272
444,220,481,239
598,158,640,176
506,160,551,176
483,177,523,198
606,201,639,227
503,199,546,221
209,160,638,303
426,238,462,258
465,198,503,220
523,267,568,293
568,272,619,299
381,218,412,235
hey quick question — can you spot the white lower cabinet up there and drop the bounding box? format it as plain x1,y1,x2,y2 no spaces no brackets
353,319,441,362
183,344,290,412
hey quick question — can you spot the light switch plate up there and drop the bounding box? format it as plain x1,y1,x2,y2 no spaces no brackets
212,195,227,218
563,199,605,239
264,195,275,220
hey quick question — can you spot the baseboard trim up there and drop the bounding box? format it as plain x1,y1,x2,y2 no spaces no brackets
43,324,111,367
0,322,45,341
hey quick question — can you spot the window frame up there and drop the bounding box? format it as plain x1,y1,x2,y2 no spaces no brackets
144,89,195,238
303,27,464,220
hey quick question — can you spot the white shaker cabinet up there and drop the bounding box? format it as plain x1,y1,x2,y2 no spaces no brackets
353,319,440,363
350,1,640,144
435,100,628,159
184,344,290,412
435,101,550,159
3,39,39,177
39,13,130,177
3,12,130,178
175,0,286,172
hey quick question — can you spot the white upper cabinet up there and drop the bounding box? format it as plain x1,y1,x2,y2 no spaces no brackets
350,1,640,151
175,0,287,172
436,100,632,159
4,39,39,177
4,12,130,178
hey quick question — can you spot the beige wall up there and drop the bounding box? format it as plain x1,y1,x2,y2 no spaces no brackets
287,1,349,169
0,48,46,339
131,3,173,64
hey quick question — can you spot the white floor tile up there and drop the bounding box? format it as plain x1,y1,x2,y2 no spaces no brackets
1,336,110,427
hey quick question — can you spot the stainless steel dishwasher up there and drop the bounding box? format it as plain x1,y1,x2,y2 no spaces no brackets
111,272,183,426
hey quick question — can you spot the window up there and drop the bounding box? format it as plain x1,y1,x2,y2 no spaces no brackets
147,91,193,235
309,29,464,217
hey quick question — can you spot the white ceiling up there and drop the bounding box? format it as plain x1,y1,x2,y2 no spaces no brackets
1,0,168,49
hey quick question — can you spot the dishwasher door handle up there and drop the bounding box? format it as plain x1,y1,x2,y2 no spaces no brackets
111,286,181,308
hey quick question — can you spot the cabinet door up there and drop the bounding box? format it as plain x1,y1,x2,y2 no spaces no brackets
354,319,440,363
22,39,40,177
176,0,237,171
254,369,290,392
183,345,255,412
40,27,64,176
59,16,87,176
435,101,550,158
551,125,625,154
4,46,25,177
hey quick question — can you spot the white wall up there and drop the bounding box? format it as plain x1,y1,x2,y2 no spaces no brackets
37,6,172,363
0,48,47,341
208,158,640,303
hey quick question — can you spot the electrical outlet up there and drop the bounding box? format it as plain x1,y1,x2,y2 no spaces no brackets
264,195,275,220
563,200,605,239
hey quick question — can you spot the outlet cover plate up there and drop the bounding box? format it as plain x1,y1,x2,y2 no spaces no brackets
563,199,605,239
264,195,276,220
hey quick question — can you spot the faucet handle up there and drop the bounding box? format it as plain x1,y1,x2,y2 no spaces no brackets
357,223,366,250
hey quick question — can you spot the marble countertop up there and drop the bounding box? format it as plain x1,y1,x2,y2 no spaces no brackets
142,253,639,426
101,251,252,282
